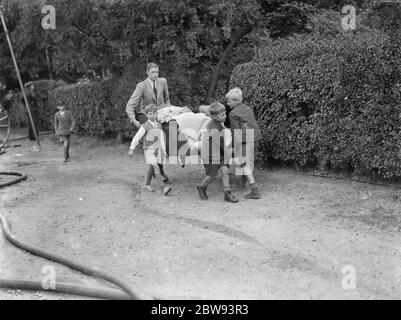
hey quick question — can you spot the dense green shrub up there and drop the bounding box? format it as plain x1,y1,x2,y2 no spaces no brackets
6,79,65,129
50,60,198,141
48,57,223,141
231,30,401,179
49,60,204,141
49,80,130,138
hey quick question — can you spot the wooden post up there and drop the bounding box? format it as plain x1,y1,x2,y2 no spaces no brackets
0,5,41,149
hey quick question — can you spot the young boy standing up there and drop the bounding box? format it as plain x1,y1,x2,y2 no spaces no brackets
54,105,76,162
197,102,238,203
129,104,171,195
226,87,262,199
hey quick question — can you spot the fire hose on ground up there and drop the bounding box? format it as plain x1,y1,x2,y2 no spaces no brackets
0,171,27,188
0,171,192,300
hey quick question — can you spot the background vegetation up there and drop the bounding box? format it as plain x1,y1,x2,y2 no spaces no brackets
2,0,401,179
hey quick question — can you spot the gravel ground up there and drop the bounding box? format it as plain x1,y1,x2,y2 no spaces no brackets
1,134,401,300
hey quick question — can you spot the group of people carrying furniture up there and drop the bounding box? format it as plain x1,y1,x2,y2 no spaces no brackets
125,62,262,203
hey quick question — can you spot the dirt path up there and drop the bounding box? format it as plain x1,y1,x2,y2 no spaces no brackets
1,134,401,300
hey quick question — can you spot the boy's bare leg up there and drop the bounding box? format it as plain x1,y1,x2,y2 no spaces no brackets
162,181,172,195
200,176,214,188
245,172,255,185
178,146,187,168
197,176,214,200
158,164,169,182
161,167,172,195
63,141,69,161
145,165,155,192
243,166,260,199
221,166,239,203
66,140,70,159
220,166,231,193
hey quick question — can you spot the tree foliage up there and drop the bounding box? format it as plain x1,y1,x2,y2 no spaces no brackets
1,0,322,100
1,0,392,105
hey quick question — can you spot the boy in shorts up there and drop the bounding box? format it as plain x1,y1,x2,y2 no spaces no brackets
226,87,261,199
196,102,238,203
129,104,171,195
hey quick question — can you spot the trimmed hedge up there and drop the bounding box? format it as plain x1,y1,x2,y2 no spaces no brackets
7,80,65,129
48,60,205,141
49,80,131,139
230,30,401,179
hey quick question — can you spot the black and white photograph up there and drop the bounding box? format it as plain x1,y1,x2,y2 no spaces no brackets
0,0,401,307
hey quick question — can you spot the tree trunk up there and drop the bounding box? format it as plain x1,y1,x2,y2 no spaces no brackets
205,26,252,103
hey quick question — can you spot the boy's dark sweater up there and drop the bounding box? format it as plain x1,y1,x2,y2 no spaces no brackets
229,103,262,142
201,119,226,164
54,111,75,136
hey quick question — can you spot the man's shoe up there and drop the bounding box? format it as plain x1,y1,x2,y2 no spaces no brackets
197,185,208,200
162,174,169,183
224,191,239,203
145,185,155,192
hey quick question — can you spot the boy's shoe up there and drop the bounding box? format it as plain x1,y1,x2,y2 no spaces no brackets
163,186,172,196
64,158,69,162
145,185,155,192
244,185,261,199
178,157,186,168
244,191,261,199
162,174,169,183
224,191,239,203
197,185,208,200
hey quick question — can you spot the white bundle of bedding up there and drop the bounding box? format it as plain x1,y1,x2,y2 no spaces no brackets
157,105,192,123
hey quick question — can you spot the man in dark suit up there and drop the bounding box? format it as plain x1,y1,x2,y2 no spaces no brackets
126,62,170,128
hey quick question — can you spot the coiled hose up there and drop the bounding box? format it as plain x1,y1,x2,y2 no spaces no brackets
0,278,131,300
0,171,27,188
0,171,155,300
0,213,152,300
